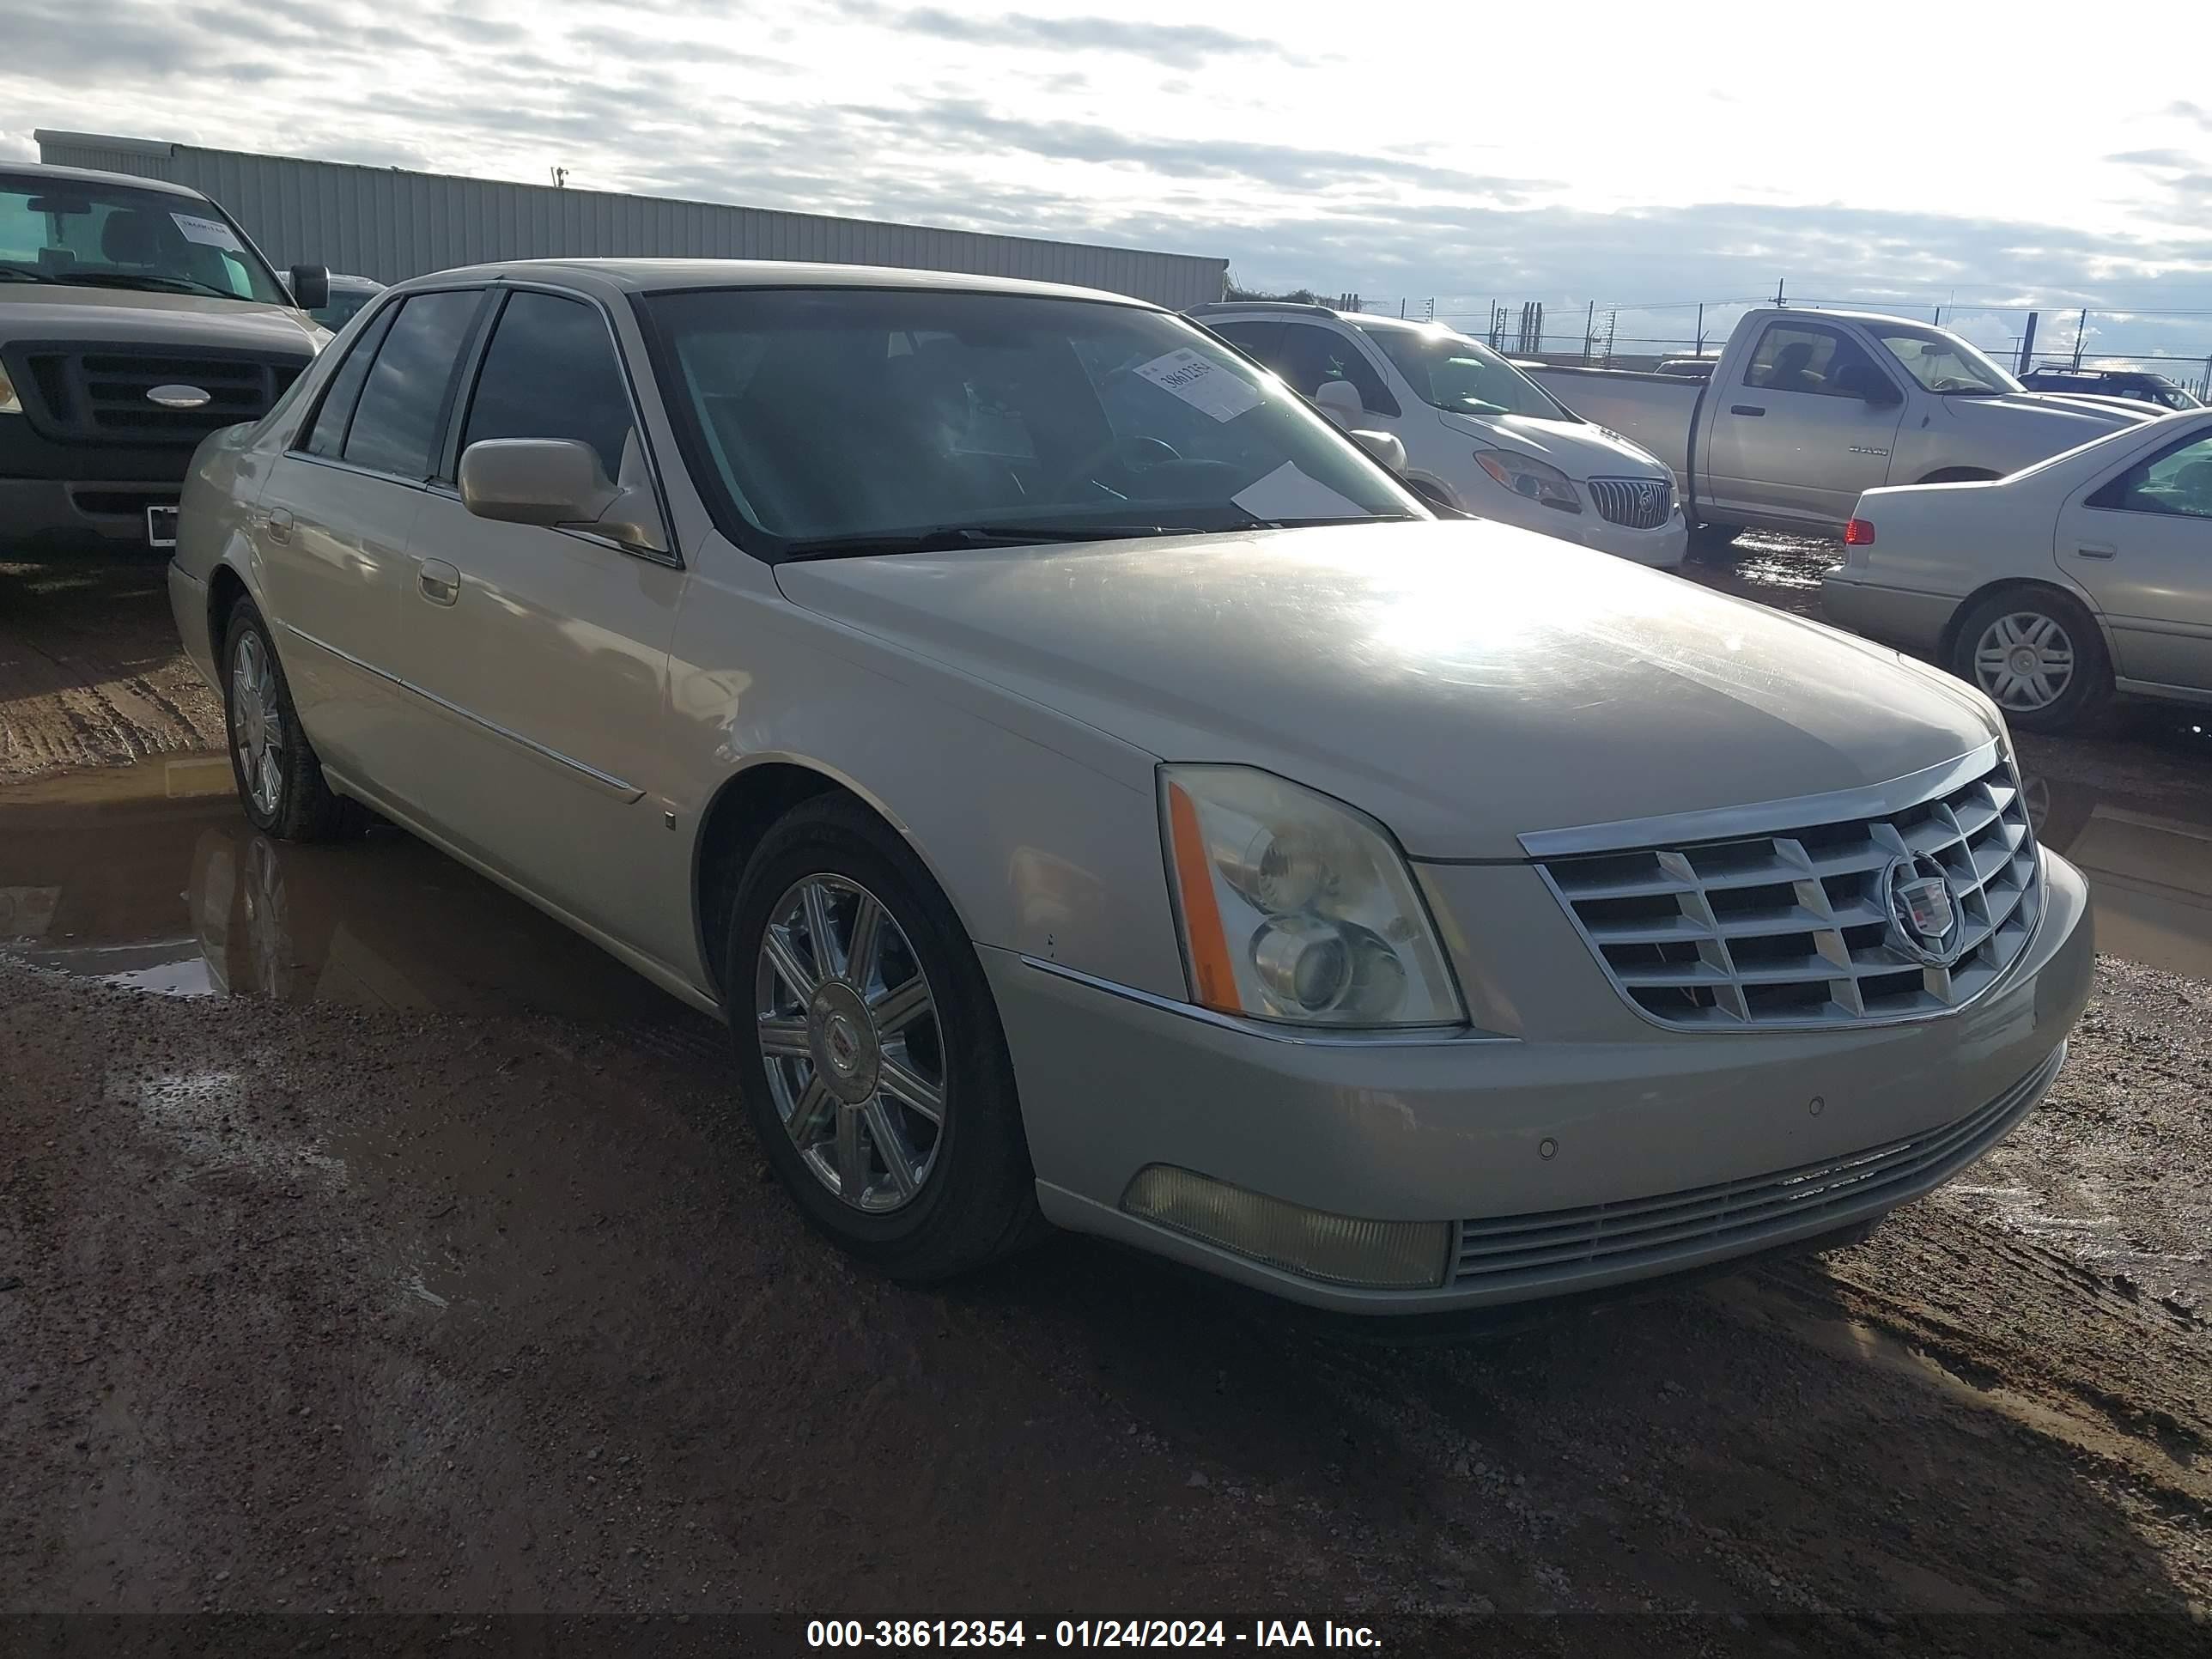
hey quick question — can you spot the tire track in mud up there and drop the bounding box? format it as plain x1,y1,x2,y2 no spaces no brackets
0,552,222,776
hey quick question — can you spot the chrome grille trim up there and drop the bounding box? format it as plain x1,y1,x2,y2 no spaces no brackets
1586,476,1674,530
1534,750,2041,1030
1451,1044,2063,1287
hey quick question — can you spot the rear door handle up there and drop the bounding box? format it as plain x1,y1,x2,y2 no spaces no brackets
1730,404,1765,416
2074,542,2117,560
264,507,294,544
416,558,461,605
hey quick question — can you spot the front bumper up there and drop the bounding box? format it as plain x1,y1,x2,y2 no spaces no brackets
988,848,2092,1314
1465,488,1686,568
0,478,183,549
1,418,194,550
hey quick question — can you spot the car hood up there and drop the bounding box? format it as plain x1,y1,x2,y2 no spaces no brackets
1940,391,2153,453
0,283,325,356
775,518,1997,859
1437,409,1670,479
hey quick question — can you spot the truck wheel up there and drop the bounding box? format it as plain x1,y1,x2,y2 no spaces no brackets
1949,588,2114,735
221,598,361,842
726,793,1046,1281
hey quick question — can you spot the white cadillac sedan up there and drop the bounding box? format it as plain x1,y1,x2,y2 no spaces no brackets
1825,410,2212,732
170,260,2092,1316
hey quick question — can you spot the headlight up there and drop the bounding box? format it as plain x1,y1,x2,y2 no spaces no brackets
1472,447,1580,513
1160,765,1466,1029
0,362,20,416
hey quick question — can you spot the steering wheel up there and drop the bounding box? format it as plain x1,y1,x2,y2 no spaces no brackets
1048,434,1181,497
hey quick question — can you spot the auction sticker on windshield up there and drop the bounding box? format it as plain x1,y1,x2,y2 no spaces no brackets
1133,348,1261,422
170,212,246,254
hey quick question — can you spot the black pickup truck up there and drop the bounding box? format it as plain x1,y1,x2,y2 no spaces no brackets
1,161,330,550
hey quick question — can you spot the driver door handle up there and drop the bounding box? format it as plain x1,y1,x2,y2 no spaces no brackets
2073,542,2117,560
1730,404,1765,416
416,558,461,605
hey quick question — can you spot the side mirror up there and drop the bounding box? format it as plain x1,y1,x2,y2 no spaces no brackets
288,264,330,312
1314,378,1364,426
459,438,669,554
1349,428,1407,474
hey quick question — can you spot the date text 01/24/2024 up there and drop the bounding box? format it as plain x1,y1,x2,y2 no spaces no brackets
805,1620,1382,1649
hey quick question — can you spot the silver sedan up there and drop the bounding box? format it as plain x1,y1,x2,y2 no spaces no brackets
1825,411,2212,732
169,259,2092,1316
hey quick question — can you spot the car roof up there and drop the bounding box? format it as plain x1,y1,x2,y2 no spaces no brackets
0,161,210,202
400,257,1155,307
325,273,384,292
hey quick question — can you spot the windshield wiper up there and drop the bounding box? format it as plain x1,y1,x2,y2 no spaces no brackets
62,271,247,302
781,524,1206,560
0,267,62,283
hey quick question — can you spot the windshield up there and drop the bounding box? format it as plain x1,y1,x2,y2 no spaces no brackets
1357,323,1571,421
1869,324,2019,395
0,175,289,306
643,288,1424,551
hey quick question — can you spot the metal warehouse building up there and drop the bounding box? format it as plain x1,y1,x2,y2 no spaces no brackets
33,131,1229,310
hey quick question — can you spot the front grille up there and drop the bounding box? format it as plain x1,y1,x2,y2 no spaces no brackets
1586,476,1674,529
1538,757,2040,1029
4,342,302,445
1453,1045,2061,1288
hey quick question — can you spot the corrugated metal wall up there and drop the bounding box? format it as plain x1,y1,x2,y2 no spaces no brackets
33,131,1229,310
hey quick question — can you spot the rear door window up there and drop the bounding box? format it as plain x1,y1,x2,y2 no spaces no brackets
2088,430,2212,520
1273,322,1400,416
340,289,483,480
1209,319,1285,365
301,302,397,459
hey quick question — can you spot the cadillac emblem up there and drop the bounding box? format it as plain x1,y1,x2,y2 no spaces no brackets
1882,853,1962,967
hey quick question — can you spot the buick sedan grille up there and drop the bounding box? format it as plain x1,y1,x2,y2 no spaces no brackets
1586,476,1673,530
1538,758,2041,1029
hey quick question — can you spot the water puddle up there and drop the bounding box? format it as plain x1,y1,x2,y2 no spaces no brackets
0,752,684,1021
1,749,2205,1017
2020,769,2212,981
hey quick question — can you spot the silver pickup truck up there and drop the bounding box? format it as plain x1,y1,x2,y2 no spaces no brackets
1527,307,2154,543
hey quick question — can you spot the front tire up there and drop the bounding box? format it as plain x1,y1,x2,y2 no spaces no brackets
1949,587,2114,734
220,598,358,841
726,795,1043,1280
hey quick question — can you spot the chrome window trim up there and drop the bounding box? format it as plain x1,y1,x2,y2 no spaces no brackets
1516,740,2001,860
277,619,645,802
1017,957,1516,1047
285,282,490,478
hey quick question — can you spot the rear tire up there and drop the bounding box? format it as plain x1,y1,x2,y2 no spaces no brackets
220,598,361,842
1948,587,2115,735
726,794,1045,1281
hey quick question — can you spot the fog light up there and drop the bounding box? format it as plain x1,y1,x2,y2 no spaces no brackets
1121,1165,1450,1290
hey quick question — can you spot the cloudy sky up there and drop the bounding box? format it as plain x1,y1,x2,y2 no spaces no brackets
10,0,2212,366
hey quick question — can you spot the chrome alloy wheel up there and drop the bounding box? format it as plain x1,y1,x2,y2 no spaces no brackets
754,874,946,1213
230,631,286,817
1972,611,2075,712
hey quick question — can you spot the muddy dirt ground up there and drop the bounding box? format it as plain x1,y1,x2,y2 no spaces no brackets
3,543,2209,1655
